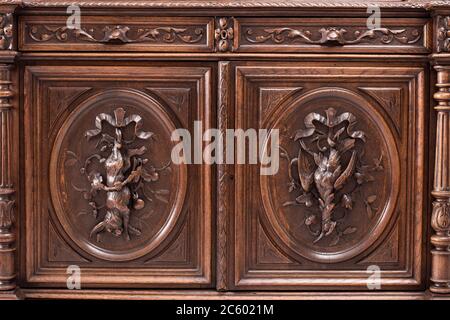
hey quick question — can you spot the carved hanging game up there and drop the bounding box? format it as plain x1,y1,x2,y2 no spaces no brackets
64,107,170,243
230,63,425,290
281,108,384,246
24,65,213,288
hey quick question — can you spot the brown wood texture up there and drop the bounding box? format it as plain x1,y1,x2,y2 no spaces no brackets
19,16,214,52
22,64,213,288
237,17,431,54
0,0,448,299
226,61,426,290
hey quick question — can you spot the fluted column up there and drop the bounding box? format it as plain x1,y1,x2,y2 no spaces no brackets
0,6,17,294
431,66,450,293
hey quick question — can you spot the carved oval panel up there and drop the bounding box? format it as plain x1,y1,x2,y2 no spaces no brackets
50,89,186,261
260,88,400,263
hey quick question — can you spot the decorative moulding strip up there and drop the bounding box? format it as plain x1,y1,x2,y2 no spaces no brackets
2,0,444,9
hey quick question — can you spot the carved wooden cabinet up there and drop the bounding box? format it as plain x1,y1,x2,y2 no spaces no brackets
0,0,450,299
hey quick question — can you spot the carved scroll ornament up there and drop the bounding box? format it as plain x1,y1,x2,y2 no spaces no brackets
65,107,170,242
28,24,204,44
282,108,384,245
245,27,421,46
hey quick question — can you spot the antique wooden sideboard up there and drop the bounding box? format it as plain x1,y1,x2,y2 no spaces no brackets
2,0,450,300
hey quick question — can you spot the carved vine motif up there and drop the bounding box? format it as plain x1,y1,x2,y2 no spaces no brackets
28,24,204,44
215,17,234,52
281,108,384,246
65,108,170,242
245,27,421,46
0,13,13,50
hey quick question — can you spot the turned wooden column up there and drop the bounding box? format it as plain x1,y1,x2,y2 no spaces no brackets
0,6,17,293
0,64,14,291
431,66,450,293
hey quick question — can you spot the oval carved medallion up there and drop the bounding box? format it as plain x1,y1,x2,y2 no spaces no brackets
260,88,400,263
50,89,186,262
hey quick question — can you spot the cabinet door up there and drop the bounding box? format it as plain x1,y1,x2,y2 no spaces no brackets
22,64,213,288
223,62,426,290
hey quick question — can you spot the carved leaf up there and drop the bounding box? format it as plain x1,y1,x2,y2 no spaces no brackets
366,205,373,219
341,194,352,209
343,226,357,235
329,235,340,246
367,195,377,204
65,158,78,167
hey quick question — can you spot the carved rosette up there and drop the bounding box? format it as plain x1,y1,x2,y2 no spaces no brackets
430,66,450,293
215,17,234,52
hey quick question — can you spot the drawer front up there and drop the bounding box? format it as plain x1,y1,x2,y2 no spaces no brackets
226,62,426,290
236,17,430,53
19,16,214,52
23,64,213,288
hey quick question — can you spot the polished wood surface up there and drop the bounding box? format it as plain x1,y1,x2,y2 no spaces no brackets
227,62,426,290
0,0,448,299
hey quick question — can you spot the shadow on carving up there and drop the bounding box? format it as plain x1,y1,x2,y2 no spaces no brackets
281,108,384,246
65,107,171,243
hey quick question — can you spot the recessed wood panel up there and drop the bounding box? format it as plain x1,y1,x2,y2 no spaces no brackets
235,17,430,54
225,62,426,290
19,16,214,52
22,64,213,288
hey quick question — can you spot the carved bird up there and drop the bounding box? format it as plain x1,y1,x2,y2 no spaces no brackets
298,147,357,243
297,147,315,192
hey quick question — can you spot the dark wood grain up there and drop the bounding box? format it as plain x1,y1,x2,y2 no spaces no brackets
23,64,213,288
0,0,446,299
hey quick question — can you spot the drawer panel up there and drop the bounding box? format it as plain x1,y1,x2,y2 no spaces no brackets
236,17,430,53
19,16,214,52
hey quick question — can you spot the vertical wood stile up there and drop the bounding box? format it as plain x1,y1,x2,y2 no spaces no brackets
217,61,231,291
0,64,15,291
